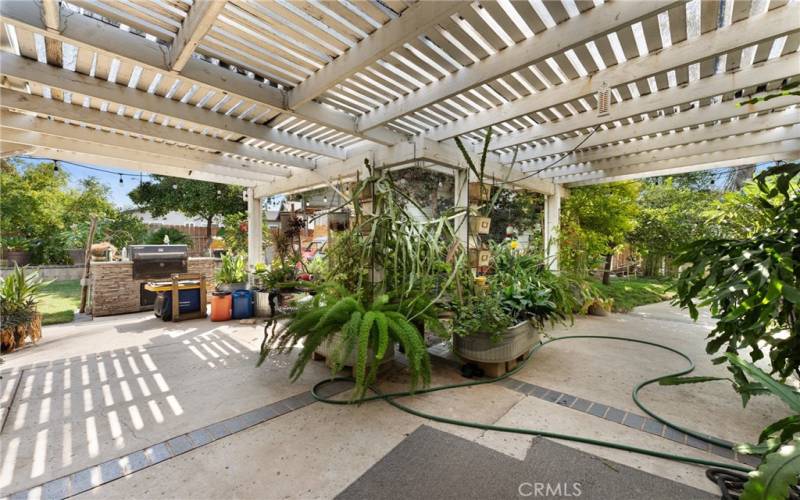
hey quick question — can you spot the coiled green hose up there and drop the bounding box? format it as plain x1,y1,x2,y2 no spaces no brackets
311,334,753,473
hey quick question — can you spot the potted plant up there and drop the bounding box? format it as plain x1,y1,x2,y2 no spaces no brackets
1,265,50,352
258,285,440,399
452,241,572,368
215,253,247,292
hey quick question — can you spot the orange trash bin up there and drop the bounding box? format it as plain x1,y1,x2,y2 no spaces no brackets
210,291,232,321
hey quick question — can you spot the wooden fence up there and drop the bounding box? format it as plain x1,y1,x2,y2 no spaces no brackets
145,224,219,256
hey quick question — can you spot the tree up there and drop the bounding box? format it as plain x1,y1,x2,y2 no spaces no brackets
128,176,246,248
628,179,719,276
560,182,640,284
1,159,117,264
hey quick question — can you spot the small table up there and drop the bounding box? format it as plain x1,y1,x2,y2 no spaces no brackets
145,273,207,322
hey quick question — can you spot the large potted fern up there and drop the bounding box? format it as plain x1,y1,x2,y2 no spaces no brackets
258,285,440,399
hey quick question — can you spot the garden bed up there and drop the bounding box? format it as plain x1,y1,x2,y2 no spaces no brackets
594,277,674,313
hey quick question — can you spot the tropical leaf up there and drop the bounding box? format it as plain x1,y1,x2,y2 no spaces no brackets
741,437,800,500
726,354,800,413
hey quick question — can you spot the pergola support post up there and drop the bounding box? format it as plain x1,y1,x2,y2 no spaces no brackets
246,188,264,271
453,168,470,250
543,186,564,271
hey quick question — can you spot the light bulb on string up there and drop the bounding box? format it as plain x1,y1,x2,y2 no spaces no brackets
172,183,178,190
53,161,59,172
119,174,123,184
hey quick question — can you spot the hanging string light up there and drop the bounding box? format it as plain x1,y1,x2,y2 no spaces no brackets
119,174,123,184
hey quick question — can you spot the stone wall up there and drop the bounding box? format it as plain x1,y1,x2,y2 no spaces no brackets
0,265,84,281
90,258,219,317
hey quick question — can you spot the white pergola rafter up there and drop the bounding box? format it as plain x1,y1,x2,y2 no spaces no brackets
0,89,314,170
20,146,259,187
169,1,227,72
0,1,405,147
356,0,682,132
558,140,800,186
526,111,800,177
505,99,800,164
0,54,344,159
489,54,800,151
428,3,800,142
287,1,467,110
0,113,284,182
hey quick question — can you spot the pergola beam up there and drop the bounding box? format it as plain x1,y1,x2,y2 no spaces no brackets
490,54,800,151
504,100,800,164
429,3,800,142
17,146,257,186
0,53,344,159
558,140,800,185
528,111,800,177
357,1,682,132
0,116,281,183
253,137,556,198
169,0,226,72
0,89,311,171
0,1,404,147
287,1,466,110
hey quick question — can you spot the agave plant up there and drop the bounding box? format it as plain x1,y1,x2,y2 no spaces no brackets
258,284,437,400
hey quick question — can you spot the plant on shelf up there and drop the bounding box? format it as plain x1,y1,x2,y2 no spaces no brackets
1,265,50,352
214,253,247,291
258,285,434,399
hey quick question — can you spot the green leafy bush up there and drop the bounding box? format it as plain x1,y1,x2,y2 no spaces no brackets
215,254,246,285
146,227,190,246
673,164,800,381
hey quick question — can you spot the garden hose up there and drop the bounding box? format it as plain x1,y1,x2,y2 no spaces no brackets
310,334,754,474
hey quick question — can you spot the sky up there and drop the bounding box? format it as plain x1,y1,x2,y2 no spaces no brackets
15,157,155,209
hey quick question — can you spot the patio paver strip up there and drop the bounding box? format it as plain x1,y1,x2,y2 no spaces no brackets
498,377,760,467
5,382,350,500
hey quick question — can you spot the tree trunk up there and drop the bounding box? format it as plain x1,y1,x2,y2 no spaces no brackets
205,217,214,253
602,253,613,285
79,216,98,314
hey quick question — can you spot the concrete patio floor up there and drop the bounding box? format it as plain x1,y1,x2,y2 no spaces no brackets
0,302,792,499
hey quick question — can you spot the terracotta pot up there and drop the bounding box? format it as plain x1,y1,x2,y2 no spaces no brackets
454,320,540,364
1,313,42,353
469,216,492,235
588,303,610,316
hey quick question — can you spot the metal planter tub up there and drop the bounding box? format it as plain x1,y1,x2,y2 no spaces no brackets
453,320,541,364
315,331,395,367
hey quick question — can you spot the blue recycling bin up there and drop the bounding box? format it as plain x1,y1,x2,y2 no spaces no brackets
155,289,201,321
231,289,254,319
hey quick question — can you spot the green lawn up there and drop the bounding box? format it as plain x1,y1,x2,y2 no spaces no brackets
39,279,81,325
594,277,675,313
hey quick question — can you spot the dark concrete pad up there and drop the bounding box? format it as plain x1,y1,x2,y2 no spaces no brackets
336,425,717,500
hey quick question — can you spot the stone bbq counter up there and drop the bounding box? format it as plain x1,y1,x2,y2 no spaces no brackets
90,258,219,317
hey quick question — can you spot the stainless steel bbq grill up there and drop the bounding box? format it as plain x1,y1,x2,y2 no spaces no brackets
129,245,188,280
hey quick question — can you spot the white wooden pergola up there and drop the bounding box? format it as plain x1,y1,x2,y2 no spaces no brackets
1,0,798,268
